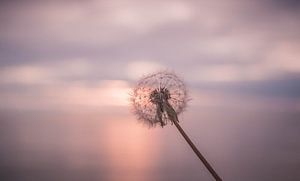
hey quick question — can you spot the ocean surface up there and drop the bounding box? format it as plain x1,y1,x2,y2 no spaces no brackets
1,101,299,181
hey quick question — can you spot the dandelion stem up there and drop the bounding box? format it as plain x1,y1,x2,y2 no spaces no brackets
163,100,222,180
172,117,222,181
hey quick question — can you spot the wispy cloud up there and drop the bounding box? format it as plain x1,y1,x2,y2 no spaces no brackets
0,0,300,111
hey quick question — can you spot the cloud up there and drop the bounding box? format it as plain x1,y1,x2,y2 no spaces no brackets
0,65,51,85
0,0,193,49
126,60,165,80
108,1,193,32
0,0,300,109
264,41,300,72
0,59,95,85
0,79,131,111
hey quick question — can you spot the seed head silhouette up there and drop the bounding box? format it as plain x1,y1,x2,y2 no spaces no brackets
131,70,222,181
131,71,188,127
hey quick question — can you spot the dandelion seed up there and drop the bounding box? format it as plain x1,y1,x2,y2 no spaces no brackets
131,71,188,127
131,70,222,181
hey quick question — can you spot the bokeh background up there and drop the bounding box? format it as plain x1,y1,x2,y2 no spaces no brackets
1,0,300,180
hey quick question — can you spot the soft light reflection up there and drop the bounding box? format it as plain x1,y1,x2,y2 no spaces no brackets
104,118,160,181
1,0,300,180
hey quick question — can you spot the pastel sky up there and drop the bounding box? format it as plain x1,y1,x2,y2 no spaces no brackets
0,1,300,181
1,0,300,111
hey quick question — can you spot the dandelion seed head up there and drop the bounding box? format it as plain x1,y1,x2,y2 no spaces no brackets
131,71,188,127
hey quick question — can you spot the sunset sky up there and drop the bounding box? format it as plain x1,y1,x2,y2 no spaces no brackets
0,0,300,181
1,0,300,110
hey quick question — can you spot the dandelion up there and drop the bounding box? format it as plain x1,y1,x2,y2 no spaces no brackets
131,71,222,181
131,71,188,127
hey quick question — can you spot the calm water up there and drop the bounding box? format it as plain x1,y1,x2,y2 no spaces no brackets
1,103,299,181
1,0,300,180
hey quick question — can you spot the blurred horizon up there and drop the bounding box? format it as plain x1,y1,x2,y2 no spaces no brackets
1,0,300,180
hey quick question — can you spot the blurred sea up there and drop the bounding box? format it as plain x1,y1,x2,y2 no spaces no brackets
1,100,299,181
